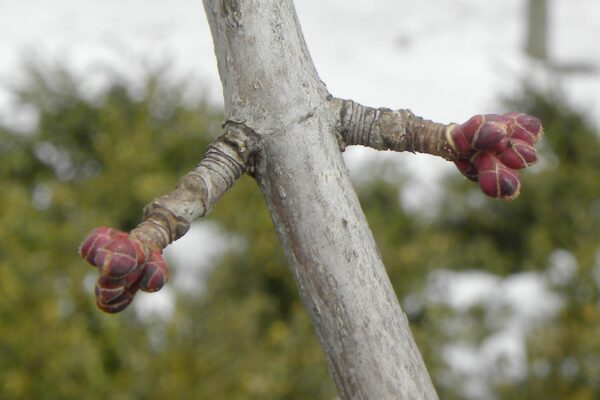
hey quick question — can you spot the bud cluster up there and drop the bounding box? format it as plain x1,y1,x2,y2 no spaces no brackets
450,112,543,199
79,227,168,313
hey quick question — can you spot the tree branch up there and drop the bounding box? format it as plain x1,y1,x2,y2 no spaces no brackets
79,123,260,313
131,123,259,249
202,1,439,399
336,98,458,160
336,98,543,200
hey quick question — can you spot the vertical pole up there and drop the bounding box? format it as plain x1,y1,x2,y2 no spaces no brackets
526,0,548,61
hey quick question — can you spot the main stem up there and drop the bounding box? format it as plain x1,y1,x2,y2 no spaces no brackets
203,1,437,398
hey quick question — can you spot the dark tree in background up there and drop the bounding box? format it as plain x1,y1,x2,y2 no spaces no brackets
1,61,599,400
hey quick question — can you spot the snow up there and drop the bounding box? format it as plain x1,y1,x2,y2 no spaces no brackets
163,221,244,293
547,249,578,286
429,269,564,399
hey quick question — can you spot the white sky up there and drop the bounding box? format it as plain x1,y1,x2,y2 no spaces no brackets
1,0,598,208
1,0,599,122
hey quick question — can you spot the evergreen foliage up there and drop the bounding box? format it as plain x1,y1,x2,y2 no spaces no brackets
1,67,597,399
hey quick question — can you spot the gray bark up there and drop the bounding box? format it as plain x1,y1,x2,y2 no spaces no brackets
132,125,259,249
338,99,457,161
202,0,438,399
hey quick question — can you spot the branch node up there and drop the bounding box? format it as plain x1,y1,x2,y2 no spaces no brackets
79,121,262,313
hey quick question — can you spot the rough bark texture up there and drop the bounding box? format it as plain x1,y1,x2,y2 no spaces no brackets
337,99,458,161
131,124,259,251
203,0,438,398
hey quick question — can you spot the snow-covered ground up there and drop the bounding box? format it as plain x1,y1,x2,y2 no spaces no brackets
2,1,599,398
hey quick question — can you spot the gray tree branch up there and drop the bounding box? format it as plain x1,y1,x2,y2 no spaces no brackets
130,123,259,251
201,0,439,399
336,98,459,160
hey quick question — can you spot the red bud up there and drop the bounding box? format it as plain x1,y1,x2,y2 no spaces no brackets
492,137,510,153
98,238,145,278
503,112,543,144
140,250,169,292
95,282,126,305
502,111,520,119
473,152,521,199
516,113,542,139
94,266,145,312
472,151,497,171
473,120,506,150
80,227,162,313
96,284,139,314
499,139,538,169
478,169,520,200
79,227,120,265
450,115,483,154
452,112,541,201
455,158,479,182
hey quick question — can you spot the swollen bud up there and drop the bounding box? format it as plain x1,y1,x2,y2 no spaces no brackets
79,227,124,265
473,152,521,200
96,283,139,314
472,114,507,150
455,158,479,182
503,112,543,144
139,250,169,292
79,227,170,313
97,237,145,278
450,115,483,154
95,275,126,304
499,139,538,169
94,267,145,313
451,112,542,200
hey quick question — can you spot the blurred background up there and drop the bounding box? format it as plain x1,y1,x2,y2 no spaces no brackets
1,0,600,399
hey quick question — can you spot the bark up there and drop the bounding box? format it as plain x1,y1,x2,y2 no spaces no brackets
130,124,259,250
202,0,439,398
337,99,458,160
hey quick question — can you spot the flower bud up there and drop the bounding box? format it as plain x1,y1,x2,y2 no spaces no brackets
140,250,169,292
499,139,538,169
473,152,521,200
